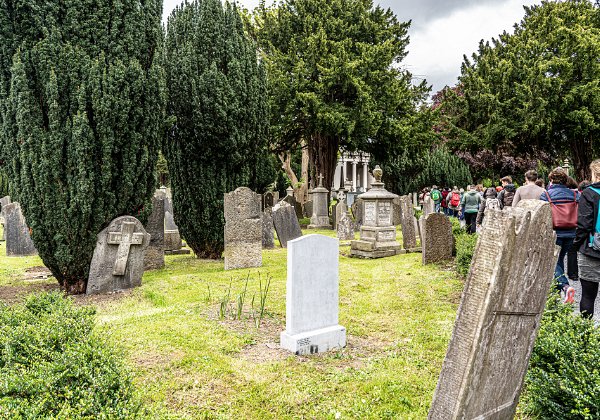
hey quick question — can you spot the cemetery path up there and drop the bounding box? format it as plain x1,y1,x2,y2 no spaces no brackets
571,279,600,322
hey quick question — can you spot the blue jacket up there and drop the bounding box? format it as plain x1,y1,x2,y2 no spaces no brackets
540,184,580,238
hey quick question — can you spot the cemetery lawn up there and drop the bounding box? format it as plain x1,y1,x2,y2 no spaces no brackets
0,228,463,419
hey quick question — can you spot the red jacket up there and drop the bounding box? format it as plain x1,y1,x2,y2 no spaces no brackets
441,190,449,208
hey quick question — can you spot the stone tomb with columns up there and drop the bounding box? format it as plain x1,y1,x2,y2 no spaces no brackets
350,166,401,258
333,151,373,192
87,216,150,295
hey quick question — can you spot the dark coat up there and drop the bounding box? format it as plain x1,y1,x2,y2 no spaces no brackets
574,182,600,258
498,184,516,208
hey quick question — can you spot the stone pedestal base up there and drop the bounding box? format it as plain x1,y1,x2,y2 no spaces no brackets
350,225,401,258
280,325,346,355
308,215,331,229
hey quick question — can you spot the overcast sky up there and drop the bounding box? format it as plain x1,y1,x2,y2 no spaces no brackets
163,0,541,94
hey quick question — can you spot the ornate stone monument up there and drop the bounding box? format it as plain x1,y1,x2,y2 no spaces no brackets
308,174,331,229
87,216,150,295
428,200,556,419
224,187,262,270
350,166,401,258
280,235,346,355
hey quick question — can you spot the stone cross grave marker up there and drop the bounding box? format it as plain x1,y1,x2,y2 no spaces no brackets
272,201,303,247
144,189,166,270
87,216,150,295
422,213,453,264
428,200,556,419
224,187,262,270
3,202,37,256
399,195,417,250
280,235,346,355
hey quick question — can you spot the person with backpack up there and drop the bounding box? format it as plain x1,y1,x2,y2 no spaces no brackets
447,187,461,217
441,187,450,215
497,176,517,208
430,185,442,213
476,187,500,228
540,168,579,303
512,170,544,207
573,160,600,318
460,185,482,234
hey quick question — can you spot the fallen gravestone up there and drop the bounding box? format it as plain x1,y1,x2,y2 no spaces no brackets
144,189,166,270
272,201,302,248
224,187,262,270
399,195,417,250
337,210,354,241
87,216,150,295
421,213,453,264
280,235,346,355
262,211,274,249
3,202,37,256
428,200,556,419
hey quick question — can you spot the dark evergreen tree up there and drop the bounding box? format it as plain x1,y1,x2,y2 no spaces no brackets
0,1,166,293
165,0,271,258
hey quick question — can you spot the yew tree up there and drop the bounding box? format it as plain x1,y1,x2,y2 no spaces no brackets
0,1,166,293
256,0,427,189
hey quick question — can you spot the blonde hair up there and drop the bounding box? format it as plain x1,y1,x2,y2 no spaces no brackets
591,159,600,182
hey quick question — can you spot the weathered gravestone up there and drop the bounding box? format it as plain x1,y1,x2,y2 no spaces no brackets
262,211,274,249
351,197,364,230
3,202,37,256
263,191,279,210
423,195,435,216
422,213,453,264
303,200,313,219
144,189,165,270
337,210,355,241
224,187,262,270
398,195,417,250
282,186,303,220
87,216,150,295
272,201,303,248
0,195,10,241
392,197,402,226
280,235,346,355
335,199,348,230
428,200,556,419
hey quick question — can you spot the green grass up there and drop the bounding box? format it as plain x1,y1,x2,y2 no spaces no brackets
0,225,462,419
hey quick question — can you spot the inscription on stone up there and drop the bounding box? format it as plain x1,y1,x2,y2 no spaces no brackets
364,202,376,225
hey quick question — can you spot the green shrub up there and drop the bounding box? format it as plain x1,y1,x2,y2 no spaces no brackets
520,294,600,419
450,217,464,237
455,233,477,277
0,292,140,419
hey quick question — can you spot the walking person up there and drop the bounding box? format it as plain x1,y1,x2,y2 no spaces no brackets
431,185,442,213
460,185,481,234
447,186,461,217
512,170,544,207
476,187,500,229
573,160,600,318
541,169,579,303
497,176,517,208
441,187,450,216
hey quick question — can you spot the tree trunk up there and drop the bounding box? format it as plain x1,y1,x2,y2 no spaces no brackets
299,145,309,202
571,136,593,181
279,149,310,203
308,133,339,193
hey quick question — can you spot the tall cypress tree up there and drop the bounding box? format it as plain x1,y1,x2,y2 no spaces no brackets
165,0,271,259
0,1,166,293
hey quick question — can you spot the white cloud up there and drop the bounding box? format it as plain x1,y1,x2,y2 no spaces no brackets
405,0,539,93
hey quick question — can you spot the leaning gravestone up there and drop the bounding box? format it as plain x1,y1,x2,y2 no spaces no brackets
272,201,303,248
399,195,417,250
224,187,262,270
421,213,453,264
87,216,150,295
337,210,354,241
144,189,166,270
262,211,275,249
428,200,556,419
280,235,346,355
3,202,37,256
282,186,303,220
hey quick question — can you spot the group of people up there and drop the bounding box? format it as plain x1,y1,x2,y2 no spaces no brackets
420,161,600,319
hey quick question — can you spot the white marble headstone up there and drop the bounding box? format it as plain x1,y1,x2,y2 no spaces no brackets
280,234,346,355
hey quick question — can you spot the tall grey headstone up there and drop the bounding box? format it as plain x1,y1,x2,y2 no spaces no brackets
308,174,330,229
272,201,303,248
335,200,348,230
421,213,453,264
262,211,274,249
428,200,556,419
0,195,10,241
3,202,37,256
423,195,435,216
337,210,354,241
224,187,262,270
87,216,150,295
399,195,417,250
352,197,364,230
280,235,346,355
144,189,166,270
303,200,313,219
392,197,401,226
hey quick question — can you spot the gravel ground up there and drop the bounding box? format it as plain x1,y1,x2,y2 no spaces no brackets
570,278,600,322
